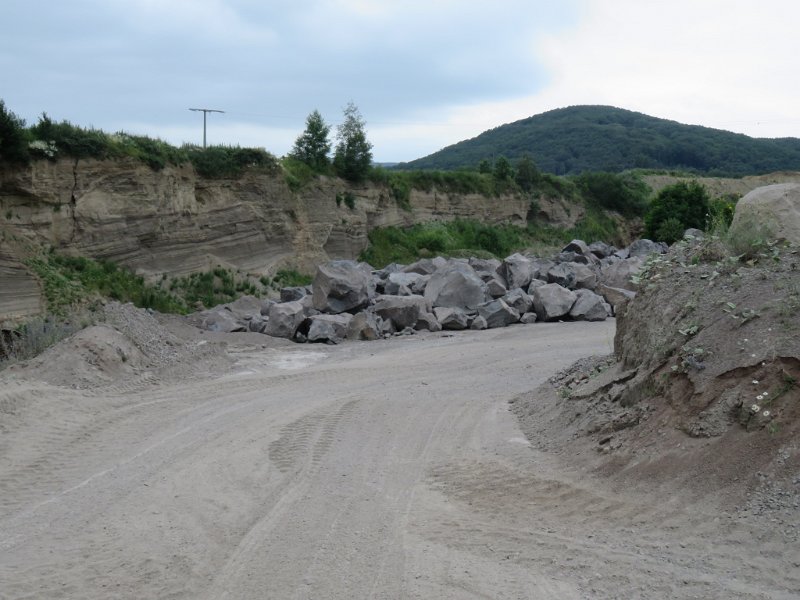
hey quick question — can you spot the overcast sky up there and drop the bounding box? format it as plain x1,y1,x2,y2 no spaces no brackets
2,0,799,162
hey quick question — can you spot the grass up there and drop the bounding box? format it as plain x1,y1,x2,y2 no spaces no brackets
359,217,620,267
0,311,95,366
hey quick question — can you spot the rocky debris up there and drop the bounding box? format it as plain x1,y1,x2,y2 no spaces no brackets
346,311,381,341
423,263,489,310
532,283,577,321
433,306,470,330
264,300,305,339
498,253,533,290
307,313,353,344
569,289,611,322
372,295,428,330
628,238,664,258
729,182,800,245
312,260,372,314
477,299,520,329
187,236,668,343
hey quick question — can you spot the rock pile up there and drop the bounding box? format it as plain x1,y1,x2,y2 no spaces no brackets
190,238,666,344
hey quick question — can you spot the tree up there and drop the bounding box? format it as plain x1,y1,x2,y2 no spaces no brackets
575,171,649,217
0,99,29,164
478,158,492,174
492,155,514,181
514,154,540,191
290,109,331,170
333,102,373,182
644,181,710,244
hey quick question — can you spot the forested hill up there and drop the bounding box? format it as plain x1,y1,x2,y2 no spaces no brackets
400,105,800,176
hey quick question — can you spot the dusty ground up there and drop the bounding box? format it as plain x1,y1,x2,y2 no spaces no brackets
0,307,797,599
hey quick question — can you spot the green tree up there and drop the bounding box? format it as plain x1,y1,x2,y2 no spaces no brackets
644,181,710,243
493,155,514,181
0,99,29,164
575,171,649,217
290,109,331,171
514,153,540,191
478,158,492,174
333,101,373,182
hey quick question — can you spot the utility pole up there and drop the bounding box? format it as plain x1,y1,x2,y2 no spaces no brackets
189,108,224,148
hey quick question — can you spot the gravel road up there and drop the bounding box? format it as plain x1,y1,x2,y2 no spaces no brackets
1,320,796,599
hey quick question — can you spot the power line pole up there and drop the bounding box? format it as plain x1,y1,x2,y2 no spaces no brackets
189,108,225,148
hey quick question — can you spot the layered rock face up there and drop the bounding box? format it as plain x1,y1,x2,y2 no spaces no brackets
1,158,561,320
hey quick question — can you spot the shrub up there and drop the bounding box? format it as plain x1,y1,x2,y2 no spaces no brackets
574,171,649,217
0,99,30,164
644,181,710,243
186,145,280,179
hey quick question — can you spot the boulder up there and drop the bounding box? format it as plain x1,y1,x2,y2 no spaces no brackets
485,277,508,298
307,313,353,344
571,263,598,290
265,301,306,339
728,183,800,245
197,308,247,333
403,257,445,275
569,289,609,321
433,306,470,330
225,295,264,321
372,295,428,329
346,311,381,341
547,263,577,289
532,283,577,321
599,256,644,291
414,312,442,332
502,288,533,314
530,259,556,281
247,316,268,333
562,239,591,256
498,253,533,290
470,315,488,330
596,283,636,315
527,279,547,294
520,312,538,325
423,263,489,310
312,260,372,314
477,299,520,328
683,228,705,241
588,241,614,258
628,239,662,258
259,299,275,316
384,272,428,296
280,286,308,303
468,257,502,275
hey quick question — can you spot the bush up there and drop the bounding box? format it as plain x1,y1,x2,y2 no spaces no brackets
186,145,280,179
0,99,30,163
574,171,649,216
644,181,710,243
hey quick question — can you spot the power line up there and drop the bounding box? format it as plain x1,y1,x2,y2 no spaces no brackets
189,108,225,148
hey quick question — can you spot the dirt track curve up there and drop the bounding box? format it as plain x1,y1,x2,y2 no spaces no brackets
1,320,797,599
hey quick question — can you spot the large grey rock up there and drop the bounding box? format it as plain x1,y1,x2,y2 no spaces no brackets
225,295,264,321
502,288,533,315
599,256,644,291
265,300,306,338
280,286,309,302
346,311,381,341
547,263,577,289
372,295,428,329
384,272,428,296
562,239,591,256
728,183,800,245
588,241,614,258
469,257,502,275
470,315,488,330
530,259,556,281
247,316,268,334
520,312,538,324
403,257,446,275
433,306,470,330
596,283,636,315
197,308,247,333
498,253,533,290
312,260,372,314
477,299,520,328
414,312,442,332
485,277,508,298
628,239,662,258
307,313,353,344
569,289,609,321
532,283,577,321
424,263,489,310
571,263,598,290
527,279,547,294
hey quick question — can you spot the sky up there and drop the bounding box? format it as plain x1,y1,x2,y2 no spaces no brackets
1,0,799,163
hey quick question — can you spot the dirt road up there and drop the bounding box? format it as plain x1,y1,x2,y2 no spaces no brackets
1,320,796,599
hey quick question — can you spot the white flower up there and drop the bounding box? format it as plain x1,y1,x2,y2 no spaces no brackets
762,411,770,417
752,380,759,385
762,391,769,397
751,404,761,413
757,394,764,401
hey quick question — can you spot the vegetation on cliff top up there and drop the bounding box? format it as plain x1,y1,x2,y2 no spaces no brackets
400,105,800,176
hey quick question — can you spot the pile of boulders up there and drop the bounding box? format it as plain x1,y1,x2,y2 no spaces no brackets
189,238,667,344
